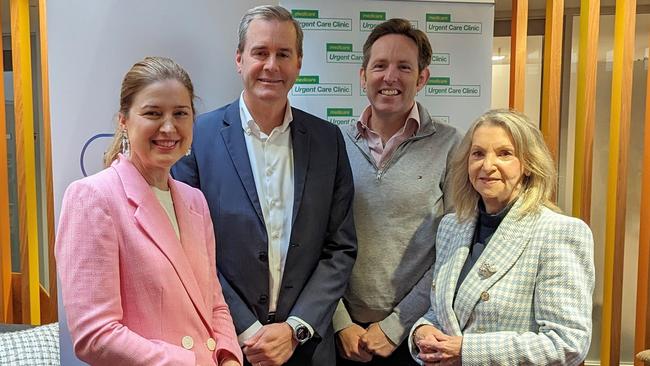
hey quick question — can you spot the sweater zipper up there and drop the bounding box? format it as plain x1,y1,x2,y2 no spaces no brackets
375,132,434,181
348,127,435,181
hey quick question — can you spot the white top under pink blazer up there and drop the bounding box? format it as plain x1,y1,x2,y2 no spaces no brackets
56,155,243,366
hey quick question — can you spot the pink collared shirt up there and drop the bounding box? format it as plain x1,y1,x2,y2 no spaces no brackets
356,103,421,168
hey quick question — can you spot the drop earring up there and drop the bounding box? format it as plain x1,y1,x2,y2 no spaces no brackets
121,129,130,157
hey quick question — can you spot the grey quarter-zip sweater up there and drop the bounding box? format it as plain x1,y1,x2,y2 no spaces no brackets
333,102,461,345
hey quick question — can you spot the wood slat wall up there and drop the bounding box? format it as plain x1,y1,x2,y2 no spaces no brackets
572,0,599,225
0,3,11,324
509,0,528,111
10,0,41,325
540,0,563,165
601,0,636,364
635,32,650,366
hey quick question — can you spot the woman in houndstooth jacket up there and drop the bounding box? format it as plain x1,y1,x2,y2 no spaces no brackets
408,109,595,365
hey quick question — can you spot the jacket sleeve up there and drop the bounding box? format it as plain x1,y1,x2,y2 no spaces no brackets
55,180,195,366
460,218,595,366
287,128,358,339
201,194,244,365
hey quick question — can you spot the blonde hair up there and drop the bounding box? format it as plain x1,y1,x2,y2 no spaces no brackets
104,56,195,167
449,109,559,221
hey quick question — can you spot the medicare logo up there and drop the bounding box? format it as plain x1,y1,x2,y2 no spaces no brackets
292,9,352,31
426,13,481,34
359,11,385,31
326,43,363,64
292,76,353,96
431,53,450,65
359,11,418,31
425,77,480,97
327,108,357,125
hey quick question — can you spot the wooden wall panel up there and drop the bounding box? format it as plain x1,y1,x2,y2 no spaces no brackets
0,3,11,324
635,31,650,366
509,0,528,111
10,0,40,325
572,0,600,225
540,0,563,165
38,0,56,323
601,0,636,364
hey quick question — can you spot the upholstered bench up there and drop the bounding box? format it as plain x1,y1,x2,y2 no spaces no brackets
638,349,650,365
0,322,59,365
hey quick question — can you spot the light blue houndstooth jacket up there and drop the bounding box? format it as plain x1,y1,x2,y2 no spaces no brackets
408,199,595,365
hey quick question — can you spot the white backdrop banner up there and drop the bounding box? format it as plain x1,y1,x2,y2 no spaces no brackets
50,1,492,364
281,0,494,131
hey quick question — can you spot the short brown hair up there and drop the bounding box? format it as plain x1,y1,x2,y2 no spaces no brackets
362,18,432,73
237,5,304,58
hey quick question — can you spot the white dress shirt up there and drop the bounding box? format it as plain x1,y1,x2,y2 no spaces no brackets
237,94,313,345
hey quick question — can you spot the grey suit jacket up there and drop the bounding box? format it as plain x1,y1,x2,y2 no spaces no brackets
409,199,594,365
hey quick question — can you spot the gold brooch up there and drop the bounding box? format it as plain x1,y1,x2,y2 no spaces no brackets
478,262,497,278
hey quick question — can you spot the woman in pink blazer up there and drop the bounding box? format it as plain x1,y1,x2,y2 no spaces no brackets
56,57,243,366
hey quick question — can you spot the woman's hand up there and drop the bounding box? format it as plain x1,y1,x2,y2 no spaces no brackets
414,325,462,365
219,358,241,366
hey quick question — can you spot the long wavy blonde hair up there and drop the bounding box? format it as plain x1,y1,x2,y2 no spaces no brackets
449,109,559,221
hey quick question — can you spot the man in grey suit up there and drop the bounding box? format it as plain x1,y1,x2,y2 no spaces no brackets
334,19,460,365
172,5,357,366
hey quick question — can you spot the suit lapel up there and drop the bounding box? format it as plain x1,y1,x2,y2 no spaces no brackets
168,179,212,326
438,219,474,336
454,199,536,330
114,157,211,328
220,101,265,225
290,114,310,226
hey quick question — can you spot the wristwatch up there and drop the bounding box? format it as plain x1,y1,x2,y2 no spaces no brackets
286,319,312,344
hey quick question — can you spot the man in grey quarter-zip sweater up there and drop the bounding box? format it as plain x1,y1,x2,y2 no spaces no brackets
334,19,461,366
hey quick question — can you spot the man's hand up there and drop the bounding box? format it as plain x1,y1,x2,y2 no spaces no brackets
336,324,373,362
358,323,397,358
414,325,462,366
242,323,298,366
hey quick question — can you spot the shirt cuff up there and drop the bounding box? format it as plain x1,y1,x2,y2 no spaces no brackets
332,299,354,333
286,316,315,339
237,320,263,347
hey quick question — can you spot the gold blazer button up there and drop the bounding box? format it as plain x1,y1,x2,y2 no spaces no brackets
431,282,436,290
182,335,194,350
206,337,216,351
480,291,490,301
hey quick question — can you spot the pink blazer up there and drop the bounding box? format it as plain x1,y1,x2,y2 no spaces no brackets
56,156,243,366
